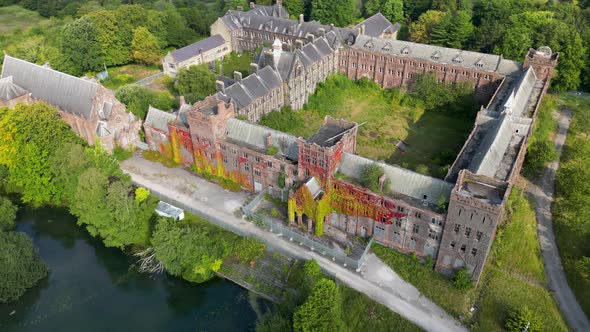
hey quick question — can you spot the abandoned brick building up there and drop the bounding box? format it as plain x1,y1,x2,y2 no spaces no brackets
0,55,141,153
143,3,558,281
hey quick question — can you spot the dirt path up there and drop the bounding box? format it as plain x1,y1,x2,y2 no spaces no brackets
527,109,590,331
121,157,466,332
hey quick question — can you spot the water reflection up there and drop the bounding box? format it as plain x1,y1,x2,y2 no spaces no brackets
0,206,262,332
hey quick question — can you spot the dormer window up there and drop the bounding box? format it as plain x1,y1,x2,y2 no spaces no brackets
452,55,463,63
382,42,392,51
401,47,410,55
364,41,374,49
475,59,485,68
431,51,441,61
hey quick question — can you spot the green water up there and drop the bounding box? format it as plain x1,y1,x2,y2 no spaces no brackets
0,207,264,332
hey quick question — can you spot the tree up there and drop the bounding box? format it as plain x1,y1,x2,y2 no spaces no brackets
151,217,236,283
293,279,343,332
0,103,78,206
58,16,103,76
175,64,217,104
116,84,178,120
163,9,197,48
0,231,48,303
70,168,113,239
131,27,161,65
284,0,305,17
310,0,358,27
365,0,404,24
409,10,446,44
505,306,543,332
0,197,18,232
50,142,91,205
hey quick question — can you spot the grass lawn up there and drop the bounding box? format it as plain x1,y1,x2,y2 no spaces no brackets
339,285,423,332
101,64,161,89
0,6,47,35
260,75,473,178
553,93,590,316
373,187,568,330
216,52,255,77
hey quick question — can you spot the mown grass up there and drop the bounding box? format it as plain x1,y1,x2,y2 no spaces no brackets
0,6,47,35
339,285,424,332
101,64,161,89
473,188,567,331
553,93,590,316
260,75,473,178
216,52,255,77
373,187,568,330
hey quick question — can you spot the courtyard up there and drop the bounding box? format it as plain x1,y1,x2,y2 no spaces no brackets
259,74,475,179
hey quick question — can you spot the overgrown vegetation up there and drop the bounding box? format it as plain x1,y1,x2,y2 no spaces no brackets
259,74,474,178
553,94,590,316
255,259,423,332
115,84,178,120
216,51,255,77
142,150,181,168
174,64,217,104
359,163,390,194
101,64,161,90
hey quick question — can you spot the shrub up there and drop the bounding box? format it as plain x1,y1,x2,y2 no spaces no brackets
112,146,133,161
359,163,389,193
451,267,473,290
232,238,266,264
505,306,543,332
267,146,279,156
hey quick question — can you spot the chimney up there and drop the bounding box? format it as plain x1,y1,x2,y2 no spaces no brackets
299,14,304,24
179,96,186,106
306,33,314,42
264,50,274,66
277,0,283,17
234,71,242,81
237,5,243,11
295,40,303,50
360,24,366,35
216,80,225,94
250,63,259,74
249,2,255,9
266,133,273,148
317,28,325,37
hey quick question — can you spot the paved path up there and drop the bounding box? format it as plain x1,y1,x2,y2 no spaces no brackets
527,109,590,331
121,157,466,332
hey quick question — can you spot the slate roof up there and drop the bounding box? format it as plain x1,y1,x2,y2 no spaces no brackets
352,35,522,75
308,123,348,147
225,118,299,161
1,55,98,119
304,177,323,199
216,65,283,109
170,34,226,63
0,76,27,100
220,10,356,47
502,67,537,117
355,13,401,37
145,106,176,133
337,153,454,204
248,4,289,18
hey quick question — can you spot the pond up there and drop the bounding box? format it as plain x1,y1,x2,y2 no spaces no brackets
0,207,264,331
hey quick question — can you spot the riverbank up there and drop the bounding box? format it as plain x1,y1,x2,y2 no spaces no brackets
0,206,263,331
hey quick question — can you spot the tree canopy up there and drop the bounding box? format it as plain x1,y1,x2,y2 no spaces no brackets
310,0,358,27
0,231,48,303
293,279,343,332
131,27,161,65
175,64,217,104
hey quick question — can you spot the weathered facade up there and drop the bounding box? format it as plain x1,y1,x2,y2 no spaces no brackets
145,2,559,282
0,55,141,153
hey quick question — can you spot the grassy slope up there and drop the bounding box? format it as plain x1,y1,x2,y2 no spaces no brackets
262,75,472,178
373,188,568,330
473,188,567,331
0,6,47,35
553,94,590,316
